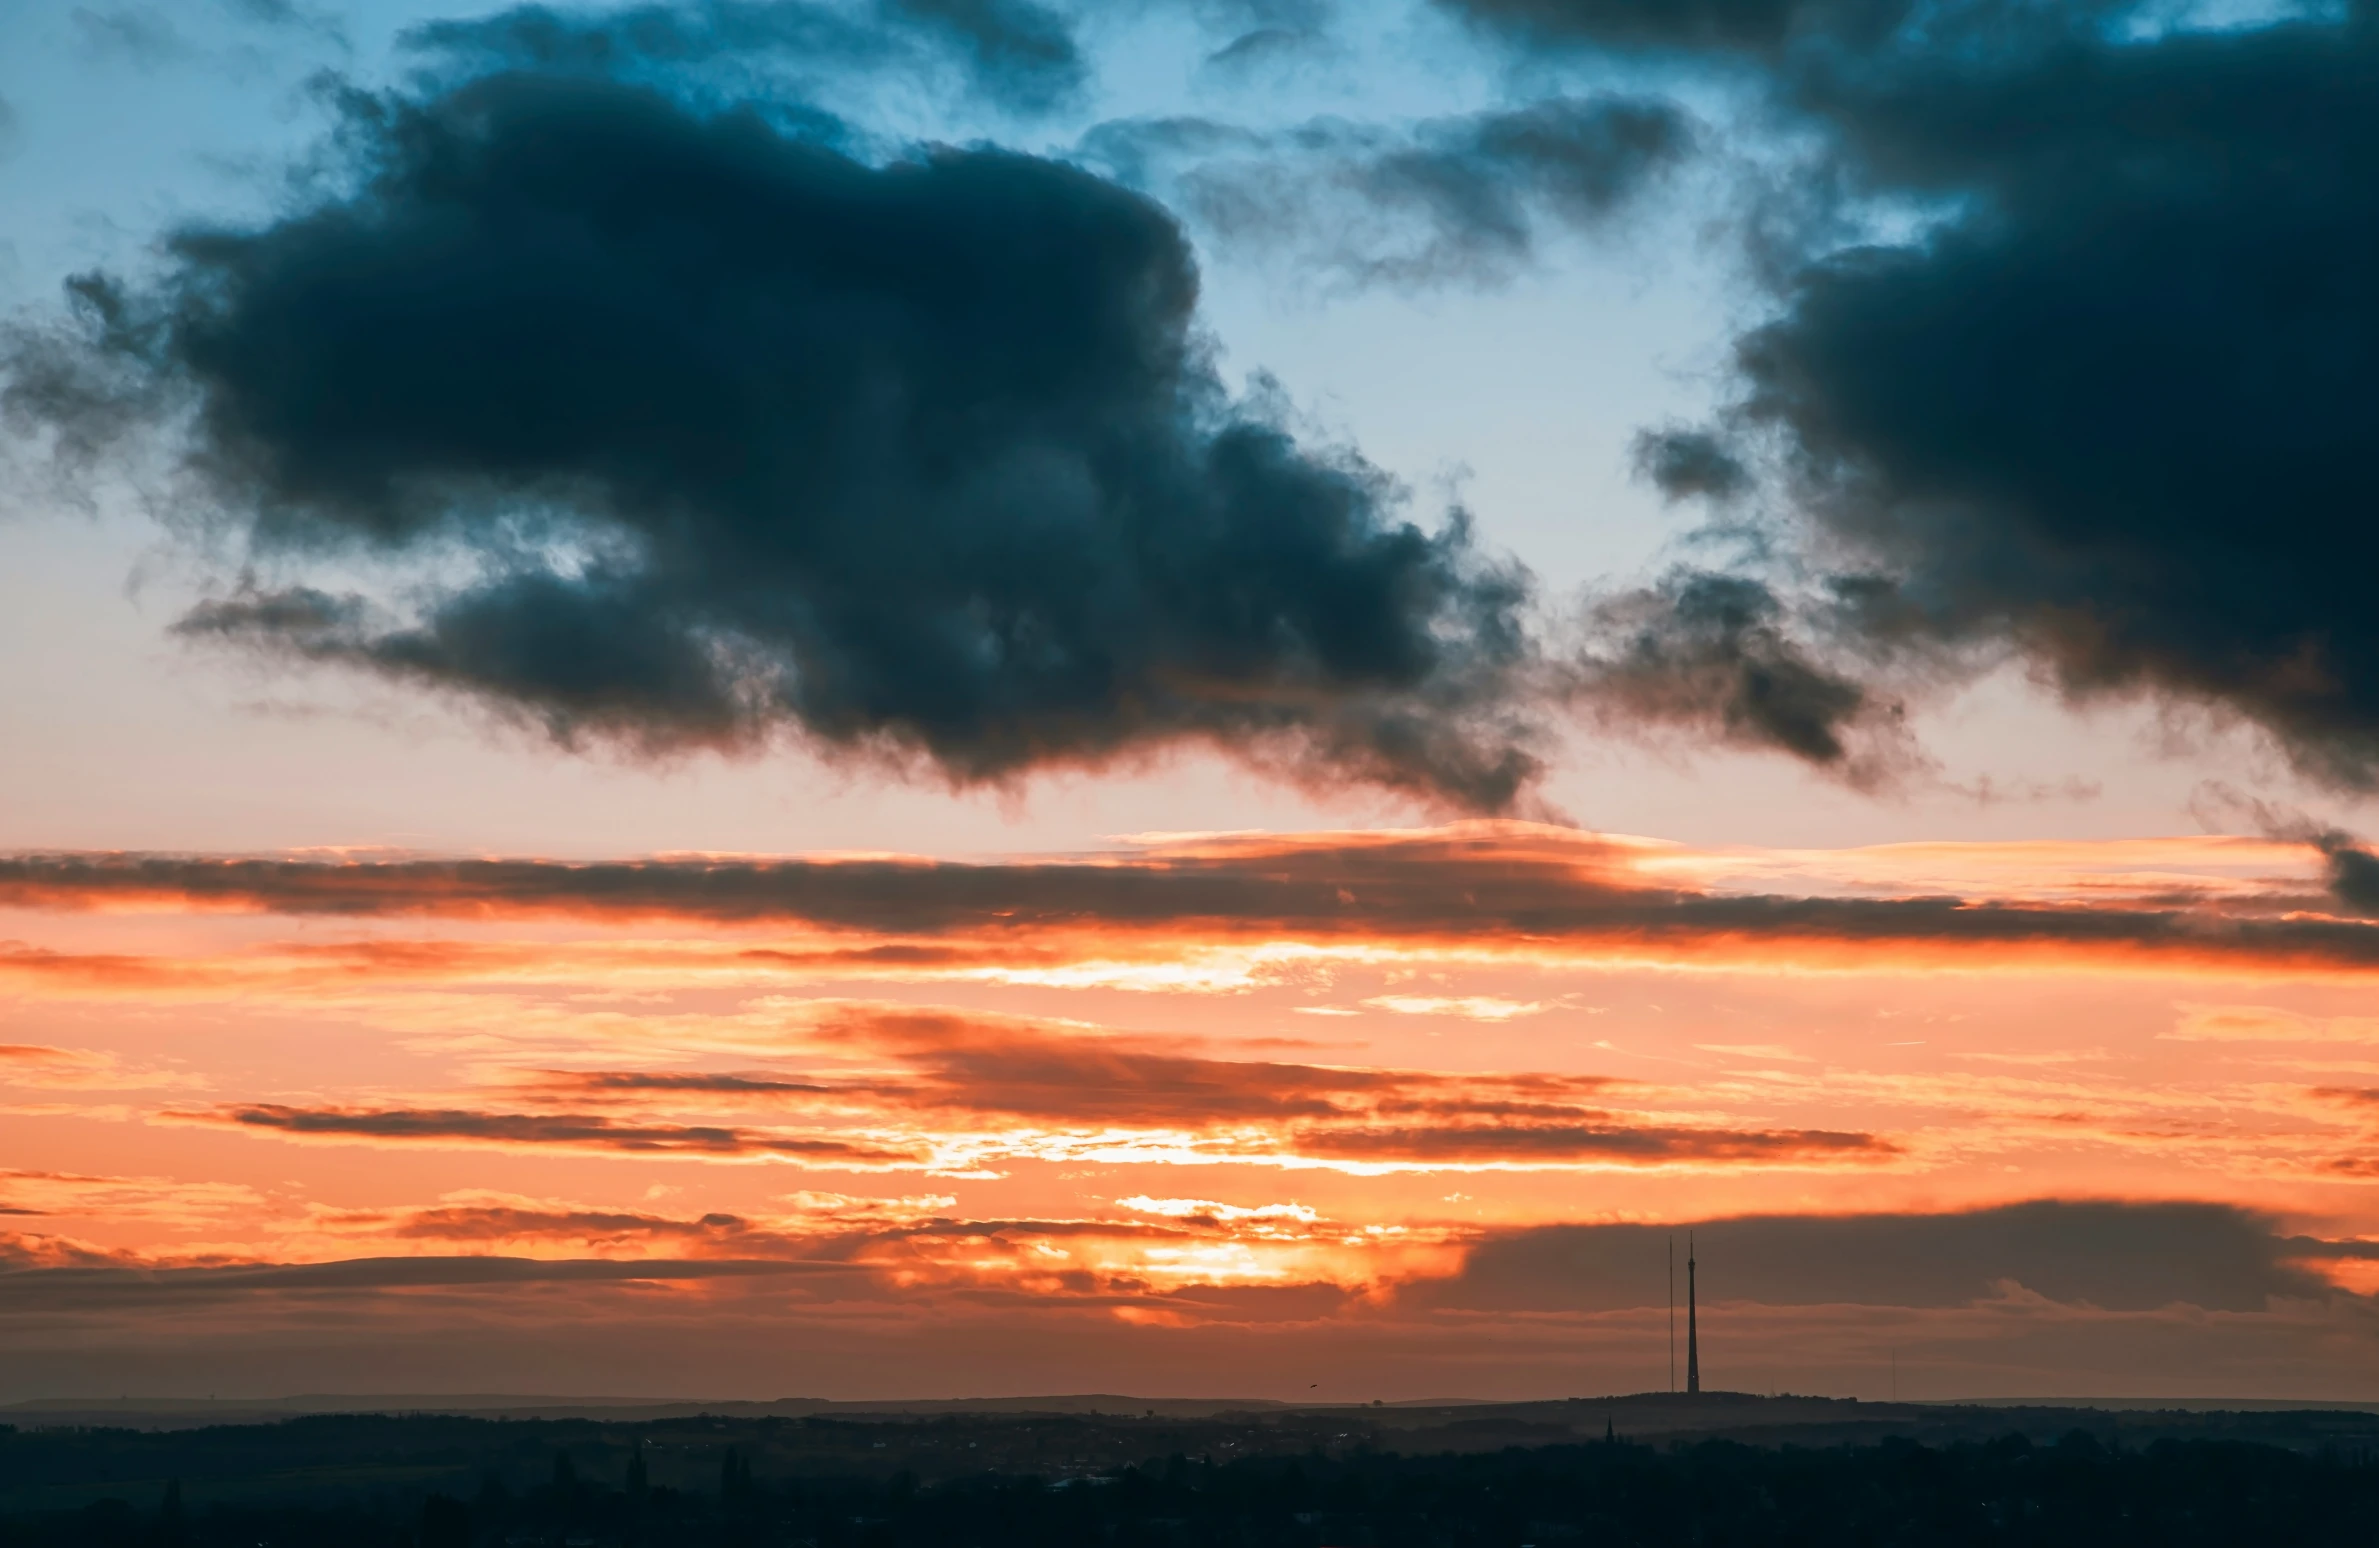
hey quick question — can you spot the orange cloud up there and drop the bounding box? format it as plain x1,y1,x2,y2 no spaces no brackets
385,1202,781,1246
149,997,1886,1176
2167,1004,2379,1043
0,1042,202,1091
386,1006,1894,1174
515,1005,1625,1129
1290,1123,1892,1165
177,1104,924,1166
2,824,2372,982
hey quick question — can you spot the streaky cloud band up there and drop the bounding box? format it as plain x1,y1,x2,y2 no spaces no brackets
5,824,2377,977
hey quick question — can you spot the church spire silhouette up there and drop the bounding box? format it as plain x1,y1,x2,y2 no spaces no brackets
1686,1232,1700,1395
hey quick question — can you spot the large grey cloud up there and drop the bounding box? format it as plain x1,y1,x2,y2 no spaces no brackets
1441,0,2379,790
1081,93,1696,289
1439,0,1912,56
407,0,1087,115
1566,567,1912,785
1427,1201,2343,1313
3,72,1545,811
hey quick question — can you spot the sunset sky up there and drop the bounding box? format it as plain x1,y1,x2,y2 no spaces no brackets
4,0,2379,1404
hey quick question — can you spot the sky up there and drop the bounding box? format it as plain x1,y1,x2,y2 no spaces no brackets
3,0,2379,1404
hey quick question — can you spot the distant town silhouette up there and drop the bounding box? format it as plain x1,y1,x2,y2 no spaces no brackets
8,1397,2379,1546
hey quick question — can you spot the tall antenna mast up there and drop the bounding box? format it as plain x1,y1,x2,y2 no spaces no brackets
1686,1231,1701,1396
1667,1235,1675,1393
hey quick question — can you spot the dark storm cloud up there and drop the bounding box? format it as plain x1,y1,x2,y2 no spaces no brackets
219,0,348,38
69,7,196,68
173,580,758,754
1428,1200,2339,1314
883,0,1080,103
1083,94,1695,288
7,74,1544,811
1444,0,2379,791
223,0,310,22
1726,16,2379,786
2187,785,2379,918
1631,427,1751,504
403,1,874,77
406,0,1084,114
1566,569,1910,785
1201,25,1320,75
2323,841,2379,915
2262,821,2379,918
1186,0,1332,24
1436,0,1911,55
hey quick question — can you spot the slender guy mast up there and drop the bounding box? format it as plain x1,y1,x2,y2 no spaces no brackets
1686,1232,1701,1396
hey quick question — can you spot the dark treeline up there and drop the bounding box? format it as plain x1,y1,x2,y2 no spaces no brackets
4,1413,2379,1548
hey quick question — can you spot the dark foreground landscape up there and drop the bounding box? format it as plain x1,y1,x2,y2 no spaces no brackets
3,1393,2378,1547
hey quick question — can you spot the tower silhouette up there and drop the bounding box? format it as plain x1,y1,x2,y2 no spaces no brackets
1686,1233,1700,1395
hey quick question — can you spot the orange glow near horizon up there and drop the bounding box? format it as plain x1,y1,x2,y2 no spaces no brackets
6,825,2379,1400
